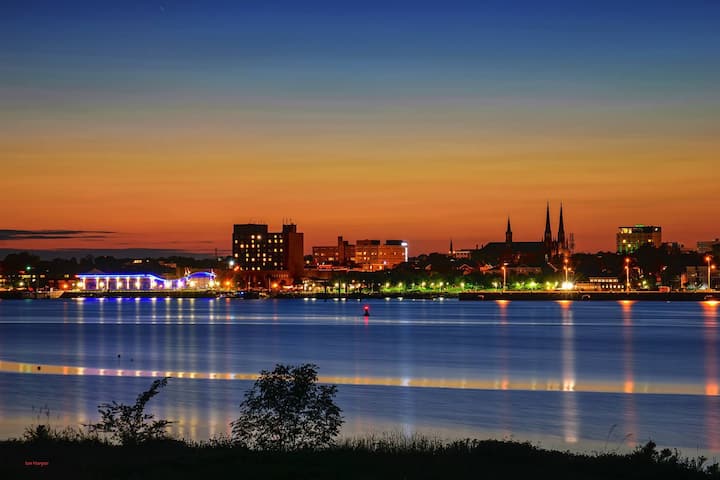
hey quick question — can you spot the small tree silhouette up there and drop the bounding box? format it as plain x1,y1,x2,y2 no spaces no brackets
231,364,343,451
87,377,173,446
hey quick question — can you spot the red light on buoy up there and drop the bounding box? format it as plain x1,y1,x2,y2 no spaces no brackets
363,305,370,316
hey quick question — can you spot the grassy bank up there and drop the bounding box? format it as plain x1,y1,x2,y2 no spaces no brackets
2,433,718,479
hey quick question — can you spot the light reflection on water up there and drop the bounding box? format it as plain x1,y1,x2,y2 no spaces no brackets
703,302,720,450
560,301,577,444
621,301,637,448
0,298,719,454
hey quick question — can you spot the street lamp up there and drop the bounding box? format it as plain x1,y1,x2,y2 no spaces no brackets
502,265,507,292
625,258,631,292
707,255,714,290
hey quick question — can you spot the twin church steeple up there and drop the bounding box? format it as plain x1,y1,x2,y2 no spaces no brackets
543,202,568,256
504,202,569,258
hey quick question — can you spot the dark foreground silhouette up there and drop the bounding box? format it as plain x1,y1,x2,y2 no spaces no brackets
3,369,719,478
2,435,719,480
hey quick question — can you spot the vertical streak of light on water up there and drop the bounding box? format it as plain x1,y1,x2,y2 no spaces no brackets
561,302,578,443
97,300,106,378
164,297,171,325
347,306,368,439
74,301,88,424
222,299,233,438
497,301,510,437
189,302,199,442
164,301,177,438
150,297,157,325
621,301,637,448
111,300,122,422
76,302,86,427
208,300,218,439
398,309,415,437
176,306,186,440
703,303,719,450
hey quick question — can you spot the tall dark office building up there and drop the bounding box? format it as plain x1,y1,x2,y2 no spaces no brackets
232,223,304,282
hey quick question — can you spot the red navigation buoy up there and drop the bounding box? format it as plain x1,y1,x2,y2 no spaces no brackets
363,305,370,316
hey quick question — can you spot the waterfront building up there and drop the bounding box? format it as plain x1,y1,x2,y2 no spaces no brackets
231,223,304,283
617,225,662,253
355,239,408,271
685,265,718,290
311,236,355,266
312,246,339,265
451,249,473,260
76,270,216,291
697,239,720,254
312,237,408,271
575,277,623,291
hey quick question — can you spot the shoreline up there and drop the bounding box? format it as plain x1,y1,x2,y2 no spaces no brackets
1,290,718,302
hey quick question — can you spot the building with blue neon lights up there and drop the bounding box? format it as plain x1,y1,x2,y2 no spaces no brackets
76,271,216,291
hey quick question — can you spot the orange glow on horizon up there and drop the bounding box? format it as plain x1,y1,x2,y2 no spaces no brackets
1,128,719,255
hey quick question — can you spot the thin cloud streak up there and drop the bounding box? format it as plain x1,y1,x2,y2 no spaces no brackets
0,229,115,241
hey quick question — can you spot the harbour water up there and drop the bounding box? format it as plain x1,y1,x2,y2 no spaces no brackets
1,298,718,455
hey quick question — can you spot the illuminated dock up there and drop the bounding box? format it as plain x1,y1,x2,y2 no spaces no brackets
459,291,718,302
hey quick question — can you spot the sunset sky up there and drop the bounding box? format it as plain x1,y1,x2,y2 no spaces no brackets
1,0,718,256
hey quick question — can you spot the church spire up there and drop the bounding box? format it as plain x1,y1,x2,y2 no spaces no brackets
449,238,454,256
505,217,513,245
543,202,552,246
557,203,566,248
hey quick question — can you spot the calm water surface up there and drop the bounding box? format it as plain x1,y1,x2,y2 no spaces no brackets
1,298,718,455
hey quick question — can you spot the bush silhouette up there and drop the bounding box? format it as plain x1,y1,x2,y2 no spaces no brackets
231,364,343,451
86,377,173,446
